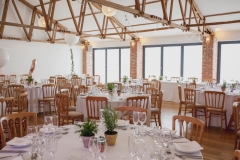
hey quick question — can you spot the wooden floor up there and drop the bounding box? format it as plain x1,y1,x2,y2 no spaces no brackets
36,101,234,160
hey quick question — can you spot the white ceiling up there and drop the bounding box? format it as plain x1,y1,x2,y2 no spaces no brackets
0,0,240,42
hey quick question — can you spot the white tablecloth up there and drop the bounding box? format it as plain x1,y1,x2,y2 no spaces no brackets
161,81,204,102
76,93,152,126
196,91,240,128
1,125,203,160
24,86,42,113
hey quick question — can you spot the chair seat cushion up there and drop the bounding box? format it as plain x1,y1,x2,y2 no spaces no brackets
12,107,18,112
60,111,83,117
207,108,227,113
195,104,205,108
151,107,159,113
69,106,76,111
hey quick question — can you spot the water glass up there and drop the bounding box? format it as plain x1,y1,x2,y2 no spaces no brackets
128,134,136,159
27,125,37,143
48,137,58,160
44,116,53,128
89,137,100,160
133,111,139,129
74,119,82,131
161,128,171,148
133,139,146,160
150,144,162,160
35,124,46,138
98,138,107,160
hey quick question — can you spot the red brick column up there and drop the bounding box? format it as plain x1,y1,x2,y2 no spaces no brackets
82,44,93,76
202,35,218,81
130,39,143,79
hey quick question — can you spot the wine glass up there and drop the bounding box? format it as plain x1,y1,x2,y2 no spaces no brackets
161,128,171,148
35,124,45,138
74,119,82,131
98,138,107,160
133,111,139,129
128,134,136,159
138,112,146,135
37,138,47,160
44,116,53,132
27,125,37,143
150,144,162,160
48,137,58,160
89,137,100,160
52,115,58,131
133,139,146,160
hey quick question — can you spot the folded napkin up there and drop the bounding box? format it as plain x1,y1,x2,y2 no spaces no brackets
162,127,177,135
171,138,190,143
173,141,203,153
117,120,129,126
6,137,30,146
12,156,23,160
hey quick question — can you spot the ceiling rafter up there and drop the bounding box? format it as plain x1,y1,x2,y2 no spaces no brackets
48,0,56,30
178,0,186,26
79,0,87,35
87,2,102,35
67,0,79,32
0,0,10,39
160,0,168,21
29,9,36,41
11,0,30,40
109,19,123,39
77,0,84,31
39,0,49,30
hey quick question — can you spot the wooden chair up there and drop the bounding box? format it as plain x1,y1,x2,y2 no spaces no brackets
151,79,161,90
115,106,147,122
71,77,82,87
56,77,67,91
184,88,206,122
55,93,83,125
0,74,5,81
178,85,185,115
227,98,240,130
112,82,122,90
7,84,24,106
233,102,240,149
148,75,156,81
126,96,149,111
0,97,14,117
188,77,198,82
0,87,8,97
17,92,28,112
232,150,240,160
204,91,227,130
171,77,180,81
86,76,94,86
86,96,108,120
172,115,205,144
0,112,37,147
186,82,197,89
93,75,100,85
8,75,16,83
142,83,154,93
38,84,57,116
72,85,86,106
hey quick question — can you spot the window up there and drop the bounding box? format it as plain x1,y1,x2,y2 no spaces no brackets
163,46,181,78
93,47,130,83
183,45,202,81
144,47,161,78
219,42,240,82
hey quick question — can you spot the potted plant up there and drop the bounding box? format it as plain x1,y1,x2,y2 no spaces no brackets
107,83,114,96
75,118,98,148
117,89,121,96
193,77,197,83
102,106,118,146
26,76,33,86
34,81,38,86
123,75,128,83
221,81,227,92
159,76,163,81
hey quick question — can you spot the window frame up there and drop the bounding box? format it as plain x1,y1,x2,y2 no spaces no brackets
93,46,130,83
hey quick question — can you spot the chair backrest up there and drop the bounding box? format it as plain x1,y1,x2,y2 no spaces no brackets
202,78,216,83
115,106,147,121
232,150,240,160
126,96,149,110
17,92,28,112
151,79,160,90
172,115,205,144
178,85,183,103
112,82,122,90
7,84,24,98
86,96,108,120
42,84,57,99
0,97,14,116
0,74,5,81
0,112,37,147
56,77,67,91
188,77,198,82
8,75,16,83
204,91,225,111
55,93,70,117
0,87,8,97
20,74,28,80
184,88,196,106
86,76,94,86
71,77,82,87
72,85,86,106
186,82,197,89
146,87,159,107
142,83,154,93
157,90,163,111
93,75,100,84
171,77,180,81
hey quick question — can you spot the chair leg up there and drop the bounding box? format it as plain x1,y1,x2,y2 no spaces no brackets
224,112,227,130
154,114,157,126
209,113,212,127
158,114,161,127
220,114,223,132
178,104,182,115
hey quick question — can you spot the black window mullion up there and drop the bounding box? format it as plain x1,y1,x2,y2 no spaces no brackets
93,49,95,75
105,49,107,83
161,47,164,76
143,46,145,78
180,45,184,77
119,49,121,81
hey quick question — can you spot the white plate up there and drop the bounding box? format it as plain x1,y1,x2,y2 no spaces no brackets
173,141,203,153
6,137,31,148
117,120,129,127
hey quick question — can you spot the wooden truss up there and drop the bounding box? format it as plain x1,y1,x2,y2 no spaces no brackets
0,0,239,43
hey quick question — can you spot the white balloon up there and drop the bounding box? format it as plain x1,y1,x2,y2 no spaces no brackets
0,48,9,68
64,34,79,46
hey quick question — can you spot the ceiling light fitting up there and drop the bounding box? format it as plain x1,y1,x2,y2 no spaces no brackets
102,0,117,17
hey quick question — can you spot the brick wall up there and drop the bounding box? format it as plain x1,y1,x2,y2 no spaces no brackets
130,40,143,79
82,44,93,76
202,35,218,81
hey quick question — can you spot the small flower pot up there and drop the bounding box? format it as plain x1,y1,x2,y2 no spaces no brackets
221,87,226,92
81,136,94,148
117,91,121,96
104,131,118,146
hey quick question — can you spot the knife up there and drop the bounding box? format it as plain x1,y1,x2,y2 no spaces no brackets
0,150,26,153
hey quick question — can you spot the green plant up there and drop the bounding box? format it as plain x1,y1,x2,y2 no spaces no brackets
26,76,33,83
70,48,75,75
117,89,121,92
123,75,128,82
107,83,114,91
75,118,98,137
102,106,118,133
221,81,227,88
159,76,163,80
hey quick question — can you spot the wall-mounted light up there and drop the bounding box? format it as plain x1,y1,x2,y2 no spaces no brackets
206,36,210,42
131,40,135,46
38,17,46,27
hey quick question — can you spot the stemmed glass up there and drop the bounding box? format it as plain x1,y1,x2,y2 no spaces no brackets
37,138,47,160
27,125,37,155
128,134,136,159
161,128,171,148
89,137,100,160
133,139,146,160
48,136,58,160
133,111,139,130
98,138,107,160
44,116,53,133
138,112,146,135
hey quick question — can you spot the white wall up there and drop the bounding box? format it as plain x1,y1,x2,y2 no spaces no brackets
91,30,240,48
0,39,83,82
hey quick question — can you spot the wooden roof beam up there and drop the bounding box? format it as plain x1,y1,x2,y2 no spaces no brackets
29,9,37,41
109,19,123,39
39,0,49,30
79,0,87,35
87,2,102,35
48,0,56,30
160,0,168,21
67,0,78,32
0,0,10,39
12,0,30,40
